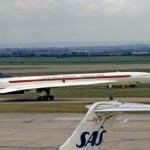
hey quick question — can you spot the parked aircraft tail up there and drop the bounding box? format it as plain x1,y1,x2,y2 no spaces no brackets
59,101,150,150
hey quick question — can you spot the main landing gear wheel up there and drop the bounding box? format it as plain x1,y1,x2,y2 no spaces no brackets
36,88,54,101
37,95,54,101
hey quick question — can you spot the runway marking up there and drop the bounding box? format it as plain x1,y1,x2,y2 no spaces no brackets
54,117,82,121
122,119,128,122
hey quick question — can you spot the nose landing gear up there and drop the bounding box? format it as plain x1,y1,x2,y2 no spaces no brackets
108,85,113,101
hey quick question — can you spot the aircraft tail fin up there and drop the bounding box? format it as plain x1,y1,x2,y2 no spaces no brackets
59,101,150,150
59,102,120,150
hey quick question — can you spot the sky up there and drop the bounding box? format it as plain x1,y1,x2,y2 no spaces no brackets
0,0,150,46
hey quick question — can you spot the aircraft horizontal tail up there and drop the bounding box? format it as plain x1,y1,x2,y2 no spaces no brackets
95,102,150,113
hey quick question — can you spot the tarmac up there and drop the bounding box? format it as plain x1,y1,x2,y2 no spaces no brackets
0,97,150,104
0,113,149,150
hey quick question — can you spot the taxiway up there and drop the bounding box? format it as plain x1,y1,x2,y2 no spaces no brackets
0,97,149,103
0,113,149,150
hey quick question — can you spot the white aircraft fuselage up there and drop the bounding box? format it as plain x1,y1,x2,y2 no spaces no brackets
0,72,150,88
0,72,149,100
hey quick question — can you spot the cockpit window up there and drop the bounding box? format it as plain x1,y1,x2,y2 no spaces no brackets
0,73,12,78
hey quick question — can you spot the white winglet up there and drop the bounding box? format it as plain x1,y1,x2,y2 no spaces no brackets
59,101,150,150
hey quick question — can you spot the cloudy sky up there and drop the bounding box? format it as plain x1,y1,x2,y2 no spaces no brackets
0,0,150,45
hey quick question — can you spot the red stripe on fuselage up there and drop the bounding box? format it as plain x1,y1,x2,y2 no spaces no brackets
9,75,131,83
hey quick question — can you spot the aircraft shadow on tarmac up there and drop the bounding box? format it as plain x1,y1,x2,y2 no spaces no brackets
0,98,49,103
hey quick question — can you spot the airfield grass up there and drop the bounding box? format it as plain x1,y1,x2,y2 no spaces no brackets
0,102,149,113
52,86,150,98
0,103,87,113
0,56,150,65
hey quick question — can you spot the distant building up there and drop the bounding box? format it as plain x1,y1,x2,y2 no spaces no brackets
132,52,150,55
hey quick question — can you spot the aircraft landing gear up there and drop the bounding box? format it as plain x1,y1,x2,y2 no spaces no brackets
37,88,54,101
108,85,113,101
37,95,54,101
